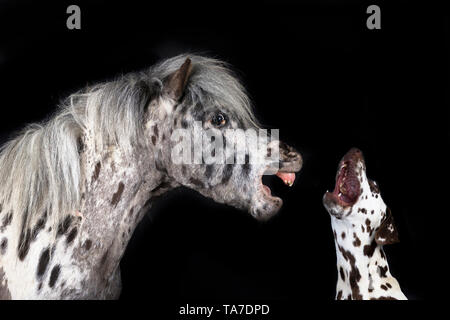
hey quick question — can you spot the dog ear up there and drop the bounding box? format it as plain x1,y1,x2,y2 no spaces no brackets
375,207,399,245
163,58,193,101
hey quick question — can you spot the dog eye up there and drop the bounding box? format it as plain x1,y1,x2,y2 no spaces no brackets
211,113,226,127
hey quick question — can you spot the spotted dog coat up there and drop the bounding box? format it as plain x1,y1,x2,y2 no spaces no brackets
323,148,407,300
0,55,302,299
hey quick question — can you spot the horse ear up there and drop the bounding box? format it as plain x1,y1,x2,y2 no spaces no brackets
375,207,399,245
163,58,193,101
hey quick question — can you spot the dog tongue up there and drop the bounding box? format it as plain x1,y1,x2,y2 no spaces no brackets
276,172,296,186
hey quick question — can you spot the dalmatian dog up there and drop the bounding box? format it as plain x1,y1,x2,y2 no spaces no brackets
323,148,407,300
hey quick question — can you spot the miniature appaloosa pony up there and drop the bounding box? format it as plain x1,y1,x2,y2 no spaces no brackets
0,55,302,299
323,148,407,300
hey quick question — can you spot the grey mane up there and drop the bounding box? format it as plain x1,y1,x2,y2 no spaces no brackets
0,54,256,244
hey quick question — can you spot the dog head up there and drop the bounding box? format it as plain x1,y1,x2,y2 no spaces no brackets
323,148,398,245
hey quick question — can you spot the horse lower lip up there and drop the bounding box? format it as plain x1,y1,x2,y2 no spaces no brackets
262,185,271,195
276,172,295,186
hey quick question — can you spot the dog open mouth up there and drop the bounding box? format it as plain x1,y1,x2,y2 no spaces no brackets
324,148,363,208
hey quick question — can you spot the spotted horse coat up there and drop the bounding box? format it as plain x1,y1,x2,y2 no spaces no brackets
0,55,302,299
323,148,407,300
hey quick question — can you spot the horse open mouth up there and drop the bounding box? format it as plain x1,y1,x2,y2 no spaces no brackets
325,148,363,207
261,171,296,197
253,144,303,220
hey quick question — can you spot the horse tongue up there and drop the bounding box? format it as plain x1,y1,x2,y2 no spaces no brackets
276,172,296,186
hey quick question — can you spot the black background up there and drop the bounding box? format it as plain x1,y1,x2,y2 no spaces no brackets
0,0,447,307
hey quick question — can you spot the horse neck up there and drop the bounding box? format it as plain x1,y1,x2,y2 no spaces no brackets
73,140,168,283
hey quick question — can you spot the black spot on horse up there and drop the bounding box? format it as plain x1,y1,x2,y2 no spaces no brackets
31,213,47,241
93,162,101,181
221,164,234,184
48,265,61,288
57,215,74,236
155,150,168,174
111,182,125,207
190,178,204,188
191,103,205,121
205,164,214,179
242,154,251,176
83,239,92,251
18,228,31,261
66,227,78,244
0,238,7,255
37,247,51,278
1,211,13,231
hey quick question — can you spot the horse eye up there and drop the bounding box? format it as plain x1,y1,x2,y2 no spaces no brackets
211,113,226,127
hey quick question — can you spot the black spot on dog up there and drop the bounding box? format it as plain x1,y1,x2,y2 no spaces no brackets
66,227,78,244
338,245,362,299
378,265,388,278
93,162,101,181
37,247,51,278
0,238,7,255
380,284,388,291
339,267,345,281
336,290,343,300
363,241,377,258
49,265,61,288
352,233,361,247
341,232,346,239
370,296,397,300
111,182,125,207
365,219,372,234
386,283,392,288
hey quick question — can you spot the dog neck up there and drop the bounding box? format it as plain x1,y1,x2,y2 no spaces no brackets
331,217,406,300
